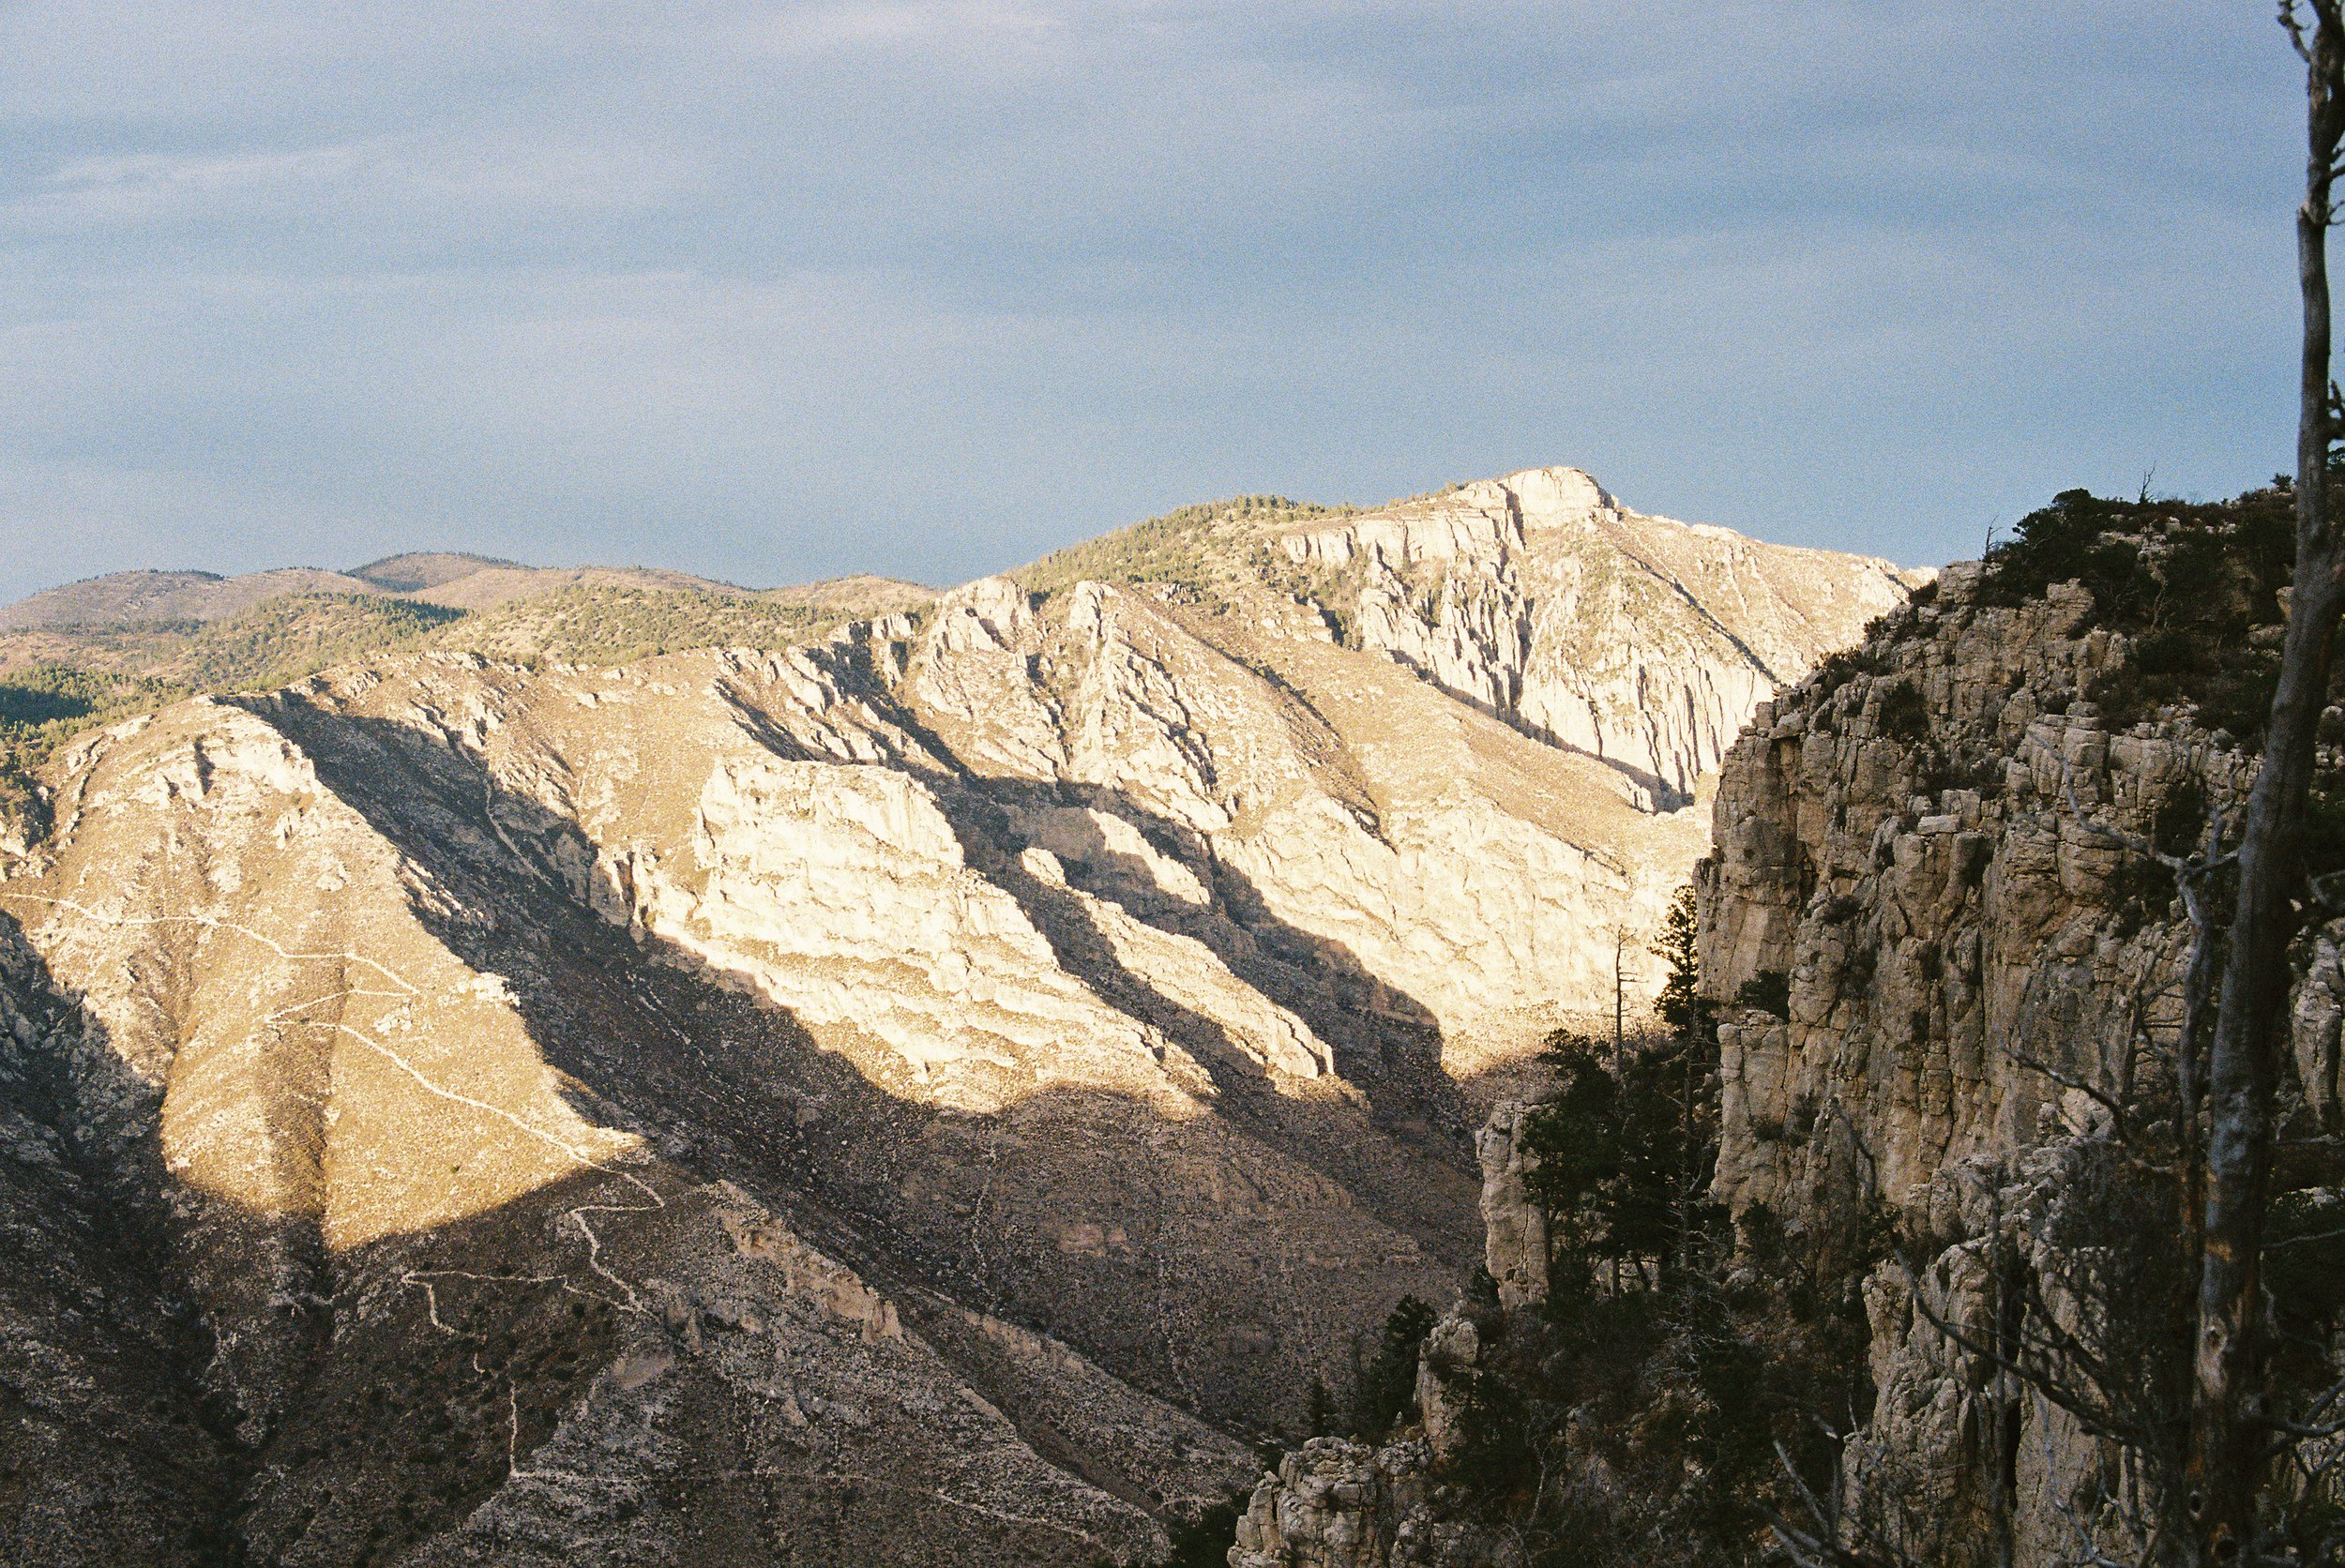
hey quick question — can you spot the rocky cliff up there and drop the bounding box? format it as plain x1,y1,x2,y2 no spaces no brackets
1274,468,1919,808
1688,551,2274,1561
1231,489,2345,1567
1695,497,2339,1560
0,465,1915,1565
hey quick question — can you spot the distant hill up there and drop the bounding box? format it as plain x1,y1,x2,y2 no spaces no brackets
400,564,755,612
0,567,378,630
1,554,936,638
764,572,938,615
346,550,525,593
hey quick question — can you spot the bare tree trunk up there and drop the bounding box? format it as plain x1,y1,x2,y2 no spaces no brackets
2186,8,2345,1559
1611,931,1624,1300
1612,932,1626,1076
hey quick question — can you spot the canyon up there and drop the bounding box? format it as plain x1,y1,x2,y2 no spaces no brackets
0,467,1919,1565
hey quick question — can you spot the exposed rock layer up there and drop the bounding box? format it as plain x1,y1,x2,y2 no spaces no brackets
1278,468,1920,807
1696,561,2339,1559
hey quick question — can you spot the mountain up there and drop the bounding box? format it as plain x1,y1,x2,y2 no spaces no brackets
1020,467,1924,808
0,553,900,632
0,466,1919,1566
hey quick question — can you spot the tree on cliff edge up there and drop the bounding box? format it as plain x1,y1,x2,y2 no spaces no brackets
2188,6,2345,1562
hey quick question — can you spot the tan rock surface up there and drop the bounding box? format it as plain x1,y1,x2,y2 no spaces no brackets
1692,561,2340,1561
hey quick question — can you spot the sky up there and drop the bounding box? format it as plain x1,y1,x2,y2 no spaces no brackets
0,1,2309,602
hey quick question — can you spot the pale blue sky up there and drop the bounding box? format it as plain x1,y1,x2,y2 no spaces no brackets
0,2,2304,599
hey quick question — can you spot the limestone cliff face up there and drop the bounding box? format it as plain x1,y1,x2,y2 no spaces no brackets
0,464,1917,1565
1234,541,2345,1566
1278,468,1923,807
1696,561,2339,1559
1697,561,2259,1224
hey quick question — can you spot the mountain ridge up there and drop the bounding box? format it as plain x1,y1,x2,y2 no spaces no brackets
0,559,935,633
0,462,1923,1566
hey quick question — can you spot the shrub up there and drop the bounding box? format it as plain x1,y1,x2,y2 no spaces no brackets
1959,481,2306,739
1875,679,1930,742
1976,490,2149,612
1734,970,1791,1018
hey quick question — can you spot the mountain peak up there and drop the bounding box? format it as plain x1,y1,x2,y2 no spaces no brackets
1490,464,1615,525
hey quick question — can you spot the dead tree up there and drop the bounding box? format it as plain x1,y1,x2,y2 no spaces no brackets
2186,7,2345,1561
1776,12,2345,1521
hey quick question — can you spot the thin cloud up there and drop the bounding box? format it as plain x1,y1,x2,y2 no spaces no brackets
8,133,696,236
0,0,2311,602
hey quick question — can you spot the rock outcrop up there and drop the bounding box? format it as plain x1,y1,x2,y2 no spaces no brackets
1474,1103,1549,1315
1277,468,1922,807
1228,1108,1540,1568
1228,1438,1445,1568
1234,501,2345,1567
1697,554,2340,1560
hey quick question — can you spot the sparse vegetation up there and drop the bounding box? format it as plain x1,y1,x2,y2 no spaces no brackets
0,663,182,835
1874,678,1930,742
0,577,927,838
1013,494,1356,611
163,595,463,688
0,596,461,837
1977,484,2301,738
435,582,866,666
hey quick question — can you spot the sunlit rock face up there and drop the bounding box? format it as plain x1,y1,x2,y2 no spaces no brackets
1281,467,1923,809
1687,568,2177,1561
1692,563,2345,1563
0,465,1915,1564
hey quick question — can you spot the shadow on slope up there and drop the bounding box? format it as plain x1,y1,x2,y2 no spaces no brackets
242,695,1475,1441
930,771,1460,1137
803,639,1462,1139
0,910,250,1567
0,888,1200,1568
